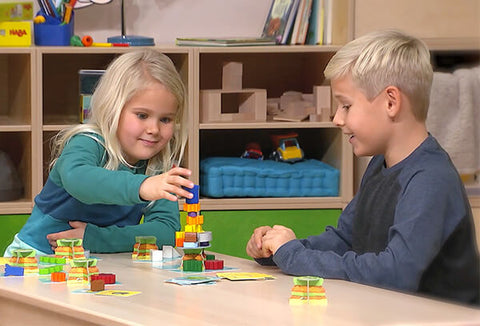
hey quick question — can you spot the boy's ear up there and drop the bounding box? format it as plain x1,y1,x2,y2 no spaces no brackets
384,86,401,119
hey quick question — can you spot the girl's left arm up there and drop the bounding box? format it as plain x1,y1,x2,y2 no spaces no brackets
81,199,181,253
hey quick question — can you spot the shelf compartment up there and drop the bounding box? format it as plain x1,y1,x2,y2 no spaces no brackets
198,127,351,210
0,53,32,127
41,50,191,127
199,51,335,99
0,132,33,212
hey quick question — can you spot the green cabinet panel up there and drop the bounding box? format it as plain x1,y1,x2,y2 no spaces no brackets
182,209,341,259
0,214,29,255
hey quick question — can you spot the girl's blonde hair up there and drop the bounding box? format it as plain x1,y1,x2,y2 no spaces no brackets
50,48,188,175
324,29,433,121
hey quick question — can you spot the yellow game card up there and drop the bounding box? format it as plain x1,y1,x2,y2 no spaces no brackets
216,272,275,281
95,290,141,297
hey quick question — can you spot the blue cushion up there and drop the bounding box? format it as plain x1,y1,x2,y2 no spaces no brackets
200,157,339,198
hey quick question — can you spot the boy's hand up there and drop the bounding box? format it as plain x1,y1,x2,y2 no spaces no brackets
262,225,297,255
139,167,194,202
246,226,273,258
46,221,87,251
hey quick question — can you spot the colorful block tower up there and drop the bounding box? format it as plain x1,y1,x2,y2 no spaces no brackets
132,236,158,260
177,185,216,272
177,185,212,250
67,258,99,284
289,276,327,305
54,238,86,261
8,249,38,274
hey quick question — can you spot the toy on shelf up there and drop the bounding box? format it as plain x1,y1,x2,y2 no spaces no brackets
267,86,332,122
289,276,327,305
269,132,304,163
8,249,38,274
240,142,264,160
132,236,158,260
55,238,85,261
67,258,99,284
200,61,267,123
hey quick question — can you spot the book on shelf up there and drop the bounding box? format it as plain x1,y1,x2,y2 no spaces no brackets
175,37,276,47
289,0,307,45
323,0,349,45
261,0,300,45
306,0,324,45
296,0,313,45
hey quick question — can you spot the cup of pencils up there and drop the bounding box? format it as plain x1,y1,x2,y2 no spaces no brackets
34,0,75,46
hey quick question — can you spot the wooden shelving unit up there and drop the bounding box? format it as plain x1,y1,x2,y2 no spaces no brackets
0,0,478,215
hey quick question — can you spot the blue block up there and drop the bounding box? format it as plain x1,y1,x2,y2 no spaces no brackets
185,184,200,204
5,264,24,276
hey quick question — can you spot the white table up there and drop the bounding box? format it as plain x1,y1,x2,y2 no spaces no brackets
0,252,478,325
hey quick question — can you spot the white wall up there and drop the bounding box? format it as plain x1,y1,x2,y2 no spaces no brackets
23,0,273,44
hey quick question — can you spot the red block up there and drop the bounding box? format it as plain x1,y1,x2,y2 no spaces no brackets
91,273,116,284
204,259,224,270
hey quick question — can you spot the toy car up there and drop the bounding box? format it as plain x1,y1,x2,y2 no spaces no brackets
269,133,304,163
241,142,264,160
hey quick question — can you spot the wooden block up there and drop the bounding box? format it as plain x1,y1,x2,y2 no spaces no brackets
200,89,267,123
222,62,243,90
313,86,331,116
90,279,105,292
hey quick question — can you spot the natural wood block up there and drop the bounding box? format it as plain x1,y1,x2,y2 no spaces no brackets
200,89,267,123
222,61,243,90
313,86,331,116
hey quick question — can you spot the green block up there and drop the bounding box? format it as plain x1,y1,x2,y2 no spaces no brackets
39,268,49,275
182,260,203,272
205,254,215,260
293,276,324,286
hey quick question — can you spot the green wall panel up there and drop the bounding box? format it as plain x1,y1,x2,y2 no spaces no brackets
182,209,341,259
0,214,29,255
2,210,341,259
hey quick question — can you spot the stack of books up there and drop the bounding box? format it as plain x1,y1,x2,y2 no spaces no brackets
261,0,349,45
175,0,348,47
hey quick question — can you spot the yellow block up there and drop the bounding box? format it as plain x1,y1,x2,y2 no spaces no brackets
0,21,31,46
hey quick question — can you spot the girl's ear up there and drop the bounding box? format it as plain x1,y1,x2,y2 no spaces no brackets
385,86,401,119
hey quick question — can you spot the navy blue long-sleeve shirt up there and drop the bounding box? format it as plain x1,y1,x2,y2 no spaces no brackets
260,135,479,305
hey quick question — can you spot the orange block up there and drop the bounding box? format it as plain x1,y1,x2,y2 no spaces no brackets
51,272,66,282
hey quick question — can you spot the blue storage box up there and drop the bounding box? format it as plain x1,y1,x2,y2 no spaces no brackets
200,157,339,198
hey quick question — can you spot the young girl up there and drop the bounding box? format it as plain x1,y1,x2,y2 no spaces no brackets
4,48,194,256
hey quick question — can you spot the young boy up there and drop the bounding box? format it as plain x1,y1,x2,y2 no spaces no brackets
246,30,479,305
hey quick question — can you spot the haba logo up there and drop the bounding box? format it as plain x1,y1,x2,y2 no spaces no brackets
9,29,27,37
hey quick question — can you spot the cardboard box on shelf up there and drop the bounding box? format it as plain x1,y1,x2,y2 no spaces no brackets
0,21,31,46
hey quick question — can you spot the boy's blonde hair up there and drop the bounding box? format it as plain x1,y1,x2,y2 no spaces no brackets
324,29,433,121
50,48,188,175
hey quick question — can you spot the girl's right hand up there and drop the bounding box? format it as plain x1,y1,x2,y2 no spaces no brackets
139,166,194,202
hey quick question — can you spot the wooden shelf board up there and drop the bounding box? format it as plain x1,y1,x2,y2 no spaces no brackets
198,197,346,210
43,125,73,132
194,45,342,54
200,121,336,130
0,200,33,215
0,125,31,132
0,117,31,131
